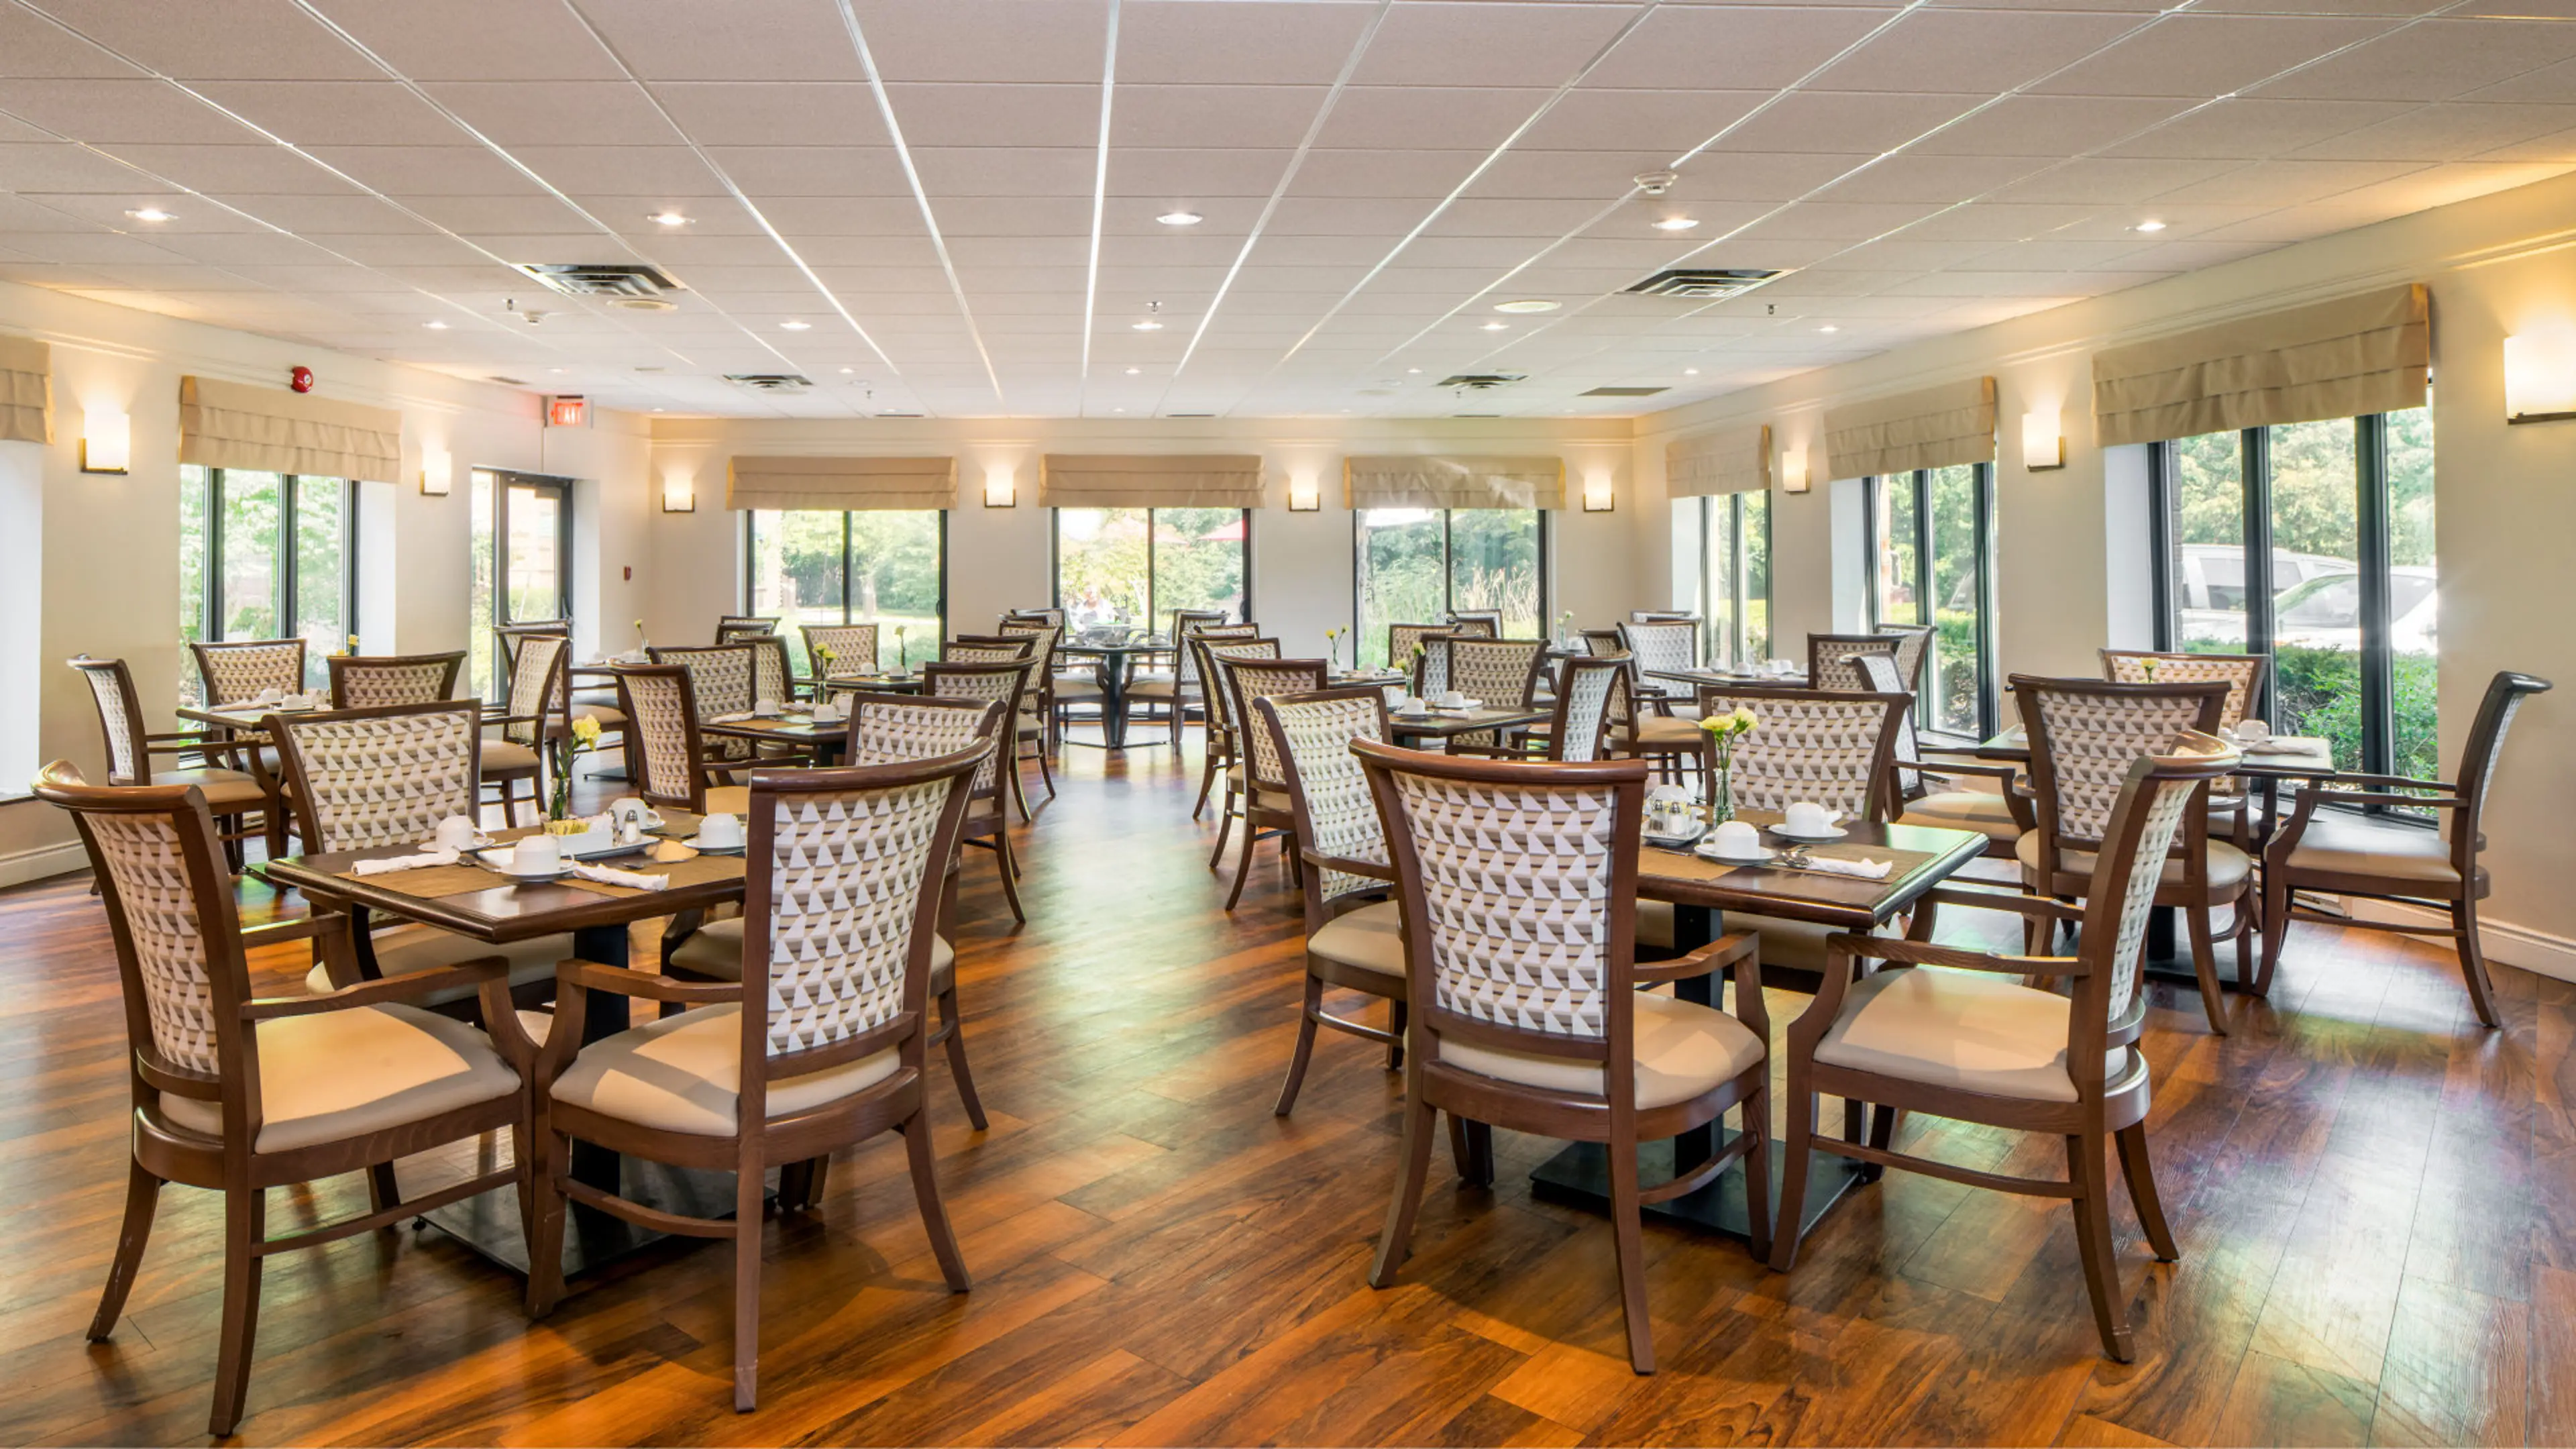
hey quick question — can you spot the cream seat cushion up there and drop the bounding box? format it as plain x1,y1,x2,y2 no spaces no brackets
669,916,953,994
548,1002,899,1136
1629,716,1704,747
1898,789,2020,843
2016,832,2250,892
573,704,626,731
1814,966,2135,1104
1637,902,1845,971
702,784,750,816
1128,678,1190,702
1309,899,1404,977
1223,762,1284,806
303,926,578,1005
159,1003,519,1152
481,740,542,773
2280,812,2460,885
152,767,266,810
1054,677,1104,702
1442,991,1762,1110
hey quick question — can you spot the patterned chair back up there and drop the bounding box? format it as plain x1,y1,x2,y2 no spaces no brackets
616,665,712,811
943,635,1035,665
1409,637,1456,700
270,701,484,853
1579,628,1624,658
740,634,794,708
328,651,464,711
1005,608,1067,629
1807,633,1900,692
1354,743,1649,1077
2065,742,2241,1059
1631,610,1699,624
1256,687,1392,920
1546,653,1629,763
649,644,759,762
1226,659,1331,791
714,615,778,643
998,622,1063,688
1876,625,1934,693
1854,652,1927,799
1445,610,1503,638
920,661,1030,793
1690,685,1911,820
803,624,882,683
1618,620,1701,681
844,694,1008,784
2448,671,2552,865
737,746,987,1096
1169,607,1228,641
1200,639,1282,745
2098,650,2266,729
2016,675,2227,857
71,656,152,784
1387,623,1448,676
1447,639,1546,708
499,634,570,747
192,638,306,706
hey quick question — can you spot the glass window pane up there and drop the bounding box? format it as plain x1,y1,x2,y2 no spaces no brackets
1874,477,1920,626
1925,464,1983,735
1055,507,1150,632
468,470,496,700
2385,405,2438,785
750,511,847,675
1152,508,1247,628
2266,419,2361,765
292,478,348,690
1742,490,1771,665
178,466,207,706
504,482,564,623
850,510,943,669
217,470,282,642
2169,431,2247,652
1356,508,1445,668
1704,497,1735,667
1448,509,1542,639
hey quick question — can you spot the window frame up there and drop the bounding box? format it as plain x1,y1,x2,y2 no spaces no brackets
1861,463,1997,738
1690,490,1770,668
184,464,360,655
1048,506,1253,629
739,507,952,650
1349,506,1552,647
491,470,575,628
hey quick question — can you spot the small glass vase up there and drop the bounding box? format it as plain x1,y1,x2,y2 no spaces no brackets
1706,759,1734,825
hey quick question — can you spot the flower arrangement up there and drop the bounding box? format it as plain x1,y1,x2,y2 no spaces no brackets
2140,656,2161,681
1557,608,1577,646
1324,627,1344,670
814,642,837,680
342,633,360,657
895,624,910,670
547,713,604,826
1697,705,1758,822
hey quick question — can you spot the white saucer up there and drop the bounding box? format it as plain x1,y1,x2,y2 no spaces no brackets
686,837,746,855
1769,824,1848,843
1696,843,1775,865
475,846,569,880
419,833,494,852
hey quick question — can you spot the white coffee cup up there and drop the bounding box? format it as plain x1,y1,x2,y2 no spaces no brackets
606,796,658,833
252,686,284,705
1710,820,1763,857
2234,716,2271,743
753,696,782,716
697,812,745,849
510,835,561,875
1784,801,1837,837
1436,690,1470,708
1399,696,1428,714
812,700,845,724
432,814,482,851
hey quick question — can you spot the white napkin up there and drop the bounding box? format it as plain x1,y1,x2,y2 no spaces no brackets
354,849,462,875
1791,855,1894,880
711,711,756,723
568,862,667,891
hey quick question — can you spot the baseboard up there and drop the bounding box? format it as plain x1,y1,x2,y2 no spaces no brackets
0,839,88,891
2337,895,2576,983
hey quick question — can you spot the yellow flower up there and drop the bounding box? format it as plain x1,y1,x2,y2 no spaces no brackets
570,715,602,747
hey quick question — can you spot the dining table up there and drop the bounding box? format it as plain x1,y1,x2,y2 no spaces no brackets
265,814,745,1279
1385,702,1552,745
1645,665,1813,693
1055,636,1177,750
701,707,854,765
1529,809,1990,1244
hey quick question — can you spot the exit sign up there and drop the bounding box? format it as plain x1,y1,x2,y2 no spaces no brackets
547,395,588,427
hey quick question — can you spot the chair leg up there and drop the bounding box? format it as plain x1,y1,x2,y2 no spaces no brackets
87,1161,162,1341
2257,864,2292,998
937,985,989,1130
208,1186,266,1438
1386,999,1407,1071
1275,973,1323,1116
989,833,1027,925
1739,1087,1774,1266
2114,1123,2178,1262
903,1112,972,1292
2067,1132,2135,1362
527,1124,571,1318
509,1119,539,1245
366,1161,402,1220
2455,896,2502,1029
1008,756,1034,822
1208,788,1238,869
1223,820,1260,911
1032,735,1057,799
2184,899,2230,1036
1193,744,1220,819
732,1159,763,1412
1368,1091,1437,1288
1608,1125,1656,1374
1770,1080,1815,1273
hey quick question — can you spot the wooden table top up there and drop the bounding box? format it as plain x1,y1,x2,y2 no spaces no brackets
265,814,742,945
1646,667,1813,690
1387,704,1550,740
1058,638,1175,657
702,710,849,745
176,701,324,731
1636,808,1987,931
1974,725,2340,777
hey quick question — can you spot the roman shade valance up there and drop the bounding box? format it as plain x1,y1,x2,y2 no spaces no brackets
0,335,52,445
1343,455,1566,510
2091,282,2429,447
725,454,957,511
1666,425,1772,497
178,376,401,483
1038,453,1264,508
1824,377,1996,480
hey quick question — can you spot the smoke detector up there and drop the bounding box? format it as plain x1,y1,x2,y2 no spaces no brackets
1633,170,1678,197
609,297,678,312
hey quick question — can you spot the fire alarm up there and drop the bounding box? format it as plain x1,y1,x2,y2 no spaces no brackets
289,365,315,394
547,395,588,428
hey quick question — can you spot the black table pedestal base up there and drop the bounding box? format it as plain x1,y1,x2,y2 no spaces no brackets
417,1161,763,1278
1530,1131,1869,1242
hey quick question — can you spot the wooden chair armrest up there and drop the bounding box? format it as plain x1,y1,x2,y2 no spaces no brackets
1633,930,1756,985
1829,933,2084,977
1915,885,2088,923
1915,757,2019,782
241,956,508,1020
143,729,227,745
1301,849,1395,881
556,960,742,1005
239,914,351,951
2309,790,2462,810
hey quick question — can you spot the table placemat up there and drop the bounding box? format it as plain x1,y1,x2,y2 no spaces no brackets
1639,838,1937,886
564,851,747,898
335,861,505,899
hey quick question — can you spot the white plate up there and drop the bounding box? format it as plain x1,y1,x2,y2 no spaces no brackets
686,837,747,855
1769,824,1848,842
1695,843,1775,865
475,847,568,881
418,833,494,852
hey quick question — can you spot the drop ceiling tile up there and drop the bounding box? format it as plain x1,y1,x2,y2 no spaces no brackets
32,0,382,82
2101,97,2416,159
699,146,910,197
207,191,443,232
1810,152,2056,205
1,229,191,264
1515,88,1768,156
1120,1,1379,86
398,193,592,234
502,146,722,199
1589,6,1911,91
2147,157,2426,205
904,195,1096,235
908,146,1097,198
1906,94,2200,156
293,231,485,266
647,83,892,148
2457,53,2576,103
572,0,867,83
1678,150,1876,202
1108,148,1295,201
866,82,1093,149
0,7,142,80
845,0,1106,83
417,82,685,148
2472,123,2576,163
778,233,943,269
1984,156,2239,203
97,143,358,195
1811,7,2151,93
181,80,472,149
300,144,549,195
2029,15,2400,98
2294,103,2576,162
1894,200,2106,239
1706,91,1989,156
0,142,168,193
1114,85,1331,150
2254,19,2576,102
1352,3,1648,89
2296,158,2571,214
1311,87,1550,152
0,78,270,145
306,0,623,81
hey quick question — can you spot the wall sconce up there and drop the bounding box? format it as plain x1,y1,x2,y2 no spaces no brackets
2022,412,2065,470
1287,477,1321,512
419,449,452,496
80,411,129,474
983,469,1017,507
1780,448,1811,493
661,477,696,513
1580,476,1616,513
2505,333,2576,424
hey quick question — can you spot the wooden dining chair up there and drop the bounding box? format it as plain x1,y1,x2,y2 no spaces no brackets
1438,637,1550,756
1856,651,2026,857
920,659,1035,922
2100,649,2271,847
507,745,987,1411
739,633,796,711
649,643,763,771
801,623,882,694
714,614,777,641
325,651,462,710
1126,612,1226,750
998,619,1065,799
38,761,533,1436
1217,657,1333,910
1538,652,1633,762
1354,741,1770,1373
1874,623,1935,693
1771,737,2240,1362
500,621,623,741
1617,619,1703,710
2259,669,2551,1028
484,633,566,826
1807,632,1901,692
1004,606,1067,629
191,637,308,706
615,665,747,818
940,637,1040,820
72,655,271,872
1197,635,1281,827
1387,622,1448,678
1444,609,1503,637
1604,650,1705,782
2015,674,2247,1035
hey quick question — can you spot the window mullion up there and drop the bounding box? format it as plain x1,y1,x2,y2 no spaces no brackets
1912,471,1933,730
1972,462,1998,737
2148,442,2176,651
277,474,299,641
2355,414,2395,778
843,512,855,626
2241,427,2276,721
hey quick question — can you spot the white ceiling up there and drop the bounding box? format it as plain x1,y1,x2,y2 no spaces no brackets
2,0,2572,420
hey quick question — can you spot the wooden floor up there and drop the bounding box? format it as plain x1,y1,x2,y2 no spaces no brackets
3,738,2569,1447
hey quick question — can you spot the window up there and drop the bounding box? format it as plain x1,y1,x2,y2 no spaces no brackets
177,464,357,702
1864,464,1995,737
2149,407,2436,783
466,470,575,700
1354,508,1547,667
1052,507,1248,635
745,509,947,673
1681,490,1771,667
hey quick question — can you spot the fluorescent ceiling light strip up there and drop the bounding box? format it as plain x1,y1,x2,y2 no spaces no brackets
1078,0,1120,408
836,0,1008,411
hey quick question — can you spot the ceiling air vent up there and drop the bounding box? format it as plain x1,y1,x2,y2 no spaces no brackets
1436,372,1525,390
1582,386,1668,398
876,411,922,418
515,262,684,300
1452,413,1501,419
1624,268,1782,300
1165,412,1214,418
724,372,811,393
487,374,529,386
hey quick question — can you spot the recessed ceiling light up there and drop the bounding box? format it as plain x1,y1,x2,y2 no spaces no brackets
125,207,174,223
1114,407,1127,413
1819,324,1839,333
1652,217,1698,231
651,407,664,413
1406,367,1422,374
1495,299,1560,314
1481,321,1509,331
2133,219,2167,233
423,320,448,329
1124,366,1140,375
1156,211,1203,226
647,211,692,227
549,368,565,374
1132,319,1163,331
1684,368,1699,376
780,319,810,331
839,366,854,374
